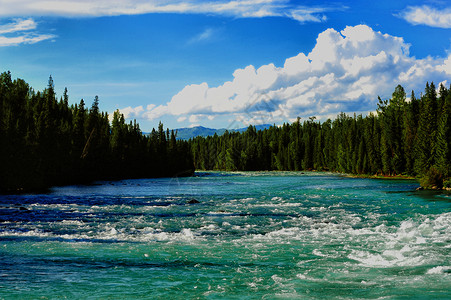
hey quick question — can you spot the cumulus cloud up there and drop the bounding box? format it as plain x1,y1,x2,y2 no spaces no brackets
0,0,331,23
0,18,55,46
120,105,144,119
400,5,451,28
127,24,451,126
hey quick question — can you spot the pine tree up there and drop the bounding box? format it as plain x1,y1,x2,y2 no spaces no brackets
403,91,419,174
378,85,406,175
415,82,438,175
435,87,450,177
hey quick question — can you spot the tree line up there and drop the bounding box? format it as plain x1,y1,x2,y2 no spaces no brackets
0,71,194,193
189,82,450,188
1,71,449,192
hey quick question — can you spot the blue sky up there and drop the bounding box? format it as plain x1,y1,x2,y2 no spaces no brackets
0,0,450,131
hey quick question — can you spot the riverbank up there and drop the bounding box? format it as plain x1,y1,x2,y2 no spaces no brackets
341,172,451,191
341,173,416,180
0,169,195,195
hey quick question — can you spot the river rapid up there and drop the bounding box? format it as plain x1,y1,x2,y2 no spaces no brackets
0,171,450,299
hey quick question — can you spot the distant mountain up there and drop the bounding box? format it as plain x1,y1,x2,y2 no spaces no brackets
233,124,273,133
173,124,272,140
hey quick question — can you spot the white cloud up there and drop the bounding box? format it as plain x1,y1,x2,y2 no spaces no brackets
0,18,55,46
438,55,451,74
124,24,451,126
188,27,216,44
120,105,144,119
0,0,332,23
287,7,328,23
400,5,451,28
189,114,202,123
143,104,168,121
0,18,36,34
0,34,55,46
195,28,214,41
146,104,156,111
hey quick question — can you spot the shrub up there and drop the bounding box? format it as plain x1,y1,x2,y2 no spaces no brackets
420,167,444,190
443,178,451,189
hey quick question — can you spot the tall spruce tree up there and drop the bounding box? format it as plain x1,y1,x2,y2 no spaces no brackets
415,82,438,174
435,88,451,177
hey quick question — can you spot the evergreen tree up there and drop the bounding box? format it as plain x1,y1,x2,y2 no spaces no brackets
415,82,438,174
403,91,419,174
0,72,194,192
435,89,451,177
378,85,406,175
2,72,449,192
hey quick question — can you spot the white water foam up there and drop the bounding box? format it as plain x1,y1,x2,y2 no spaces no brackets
348,213,451,268
0,229,51,238
426,266,451,274
60,220,85,226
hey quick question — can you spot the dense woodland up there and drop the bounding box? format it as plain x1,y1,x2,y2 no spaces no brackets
189,82,451,189
1,71,450,192
0,71,194,193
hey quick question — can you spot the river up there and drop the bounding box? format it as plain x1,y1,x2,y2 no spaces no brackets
1,172,450,299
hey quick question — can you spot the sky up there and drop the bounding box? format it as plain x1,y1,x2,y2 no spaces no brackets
0,0,450,131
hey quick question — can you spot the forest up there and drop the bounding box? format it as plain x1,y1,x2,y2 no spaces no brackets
189,82,450,189
1,71,450,192
0,71,194,193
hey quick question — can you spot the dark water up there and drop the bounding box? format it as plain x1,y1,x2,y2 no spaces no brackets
0,172,450,299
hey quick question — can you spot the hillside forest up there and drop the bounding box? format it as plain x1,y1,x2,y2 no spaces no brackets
0,71,194,193
190,82,450,189
1,71,450,192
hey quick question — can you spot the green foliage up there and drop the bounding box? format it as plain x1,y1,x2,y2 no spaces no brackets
189,82,450,189
435,86,451,177
443,178,451,190
443,178,451,189
0,72,194,193
419,167,444,190
415,82,439,175
2,72,448,191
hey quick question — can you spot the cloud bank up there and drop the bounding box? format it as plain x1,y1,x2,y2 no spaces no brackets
400,5,451,28
0,18,55,46
0,0,332,23
122,24,451,126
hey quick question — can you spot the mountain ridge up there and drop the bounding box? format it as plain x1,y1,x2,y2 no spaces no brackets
173,124,273,140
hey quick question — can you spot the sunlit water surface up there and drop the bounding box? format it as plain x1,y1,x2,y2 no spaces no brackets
1,172,450,299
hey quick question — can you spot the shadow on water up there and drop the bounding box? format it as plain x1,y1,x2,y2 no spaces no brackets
383,185,451,203
411,189,451,203
194,172,240,177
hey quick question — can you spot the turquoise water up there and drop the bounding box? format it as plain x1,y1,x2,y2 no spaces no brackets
1,172,450,299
